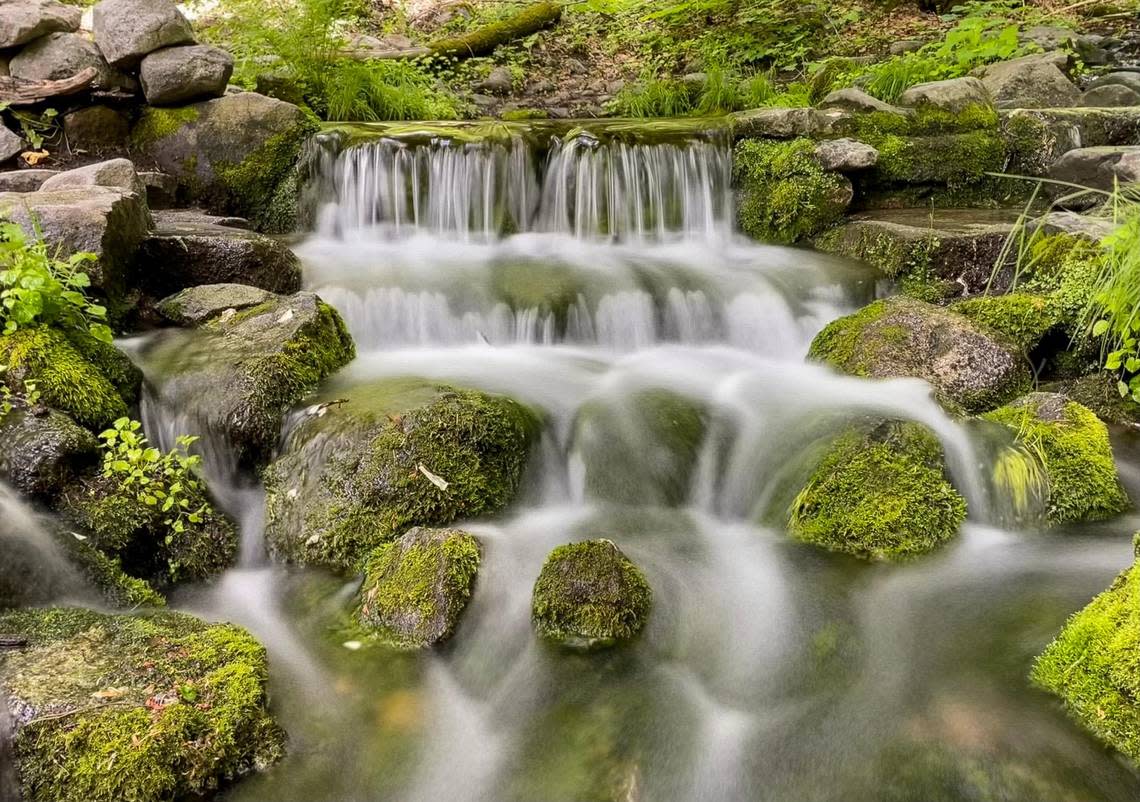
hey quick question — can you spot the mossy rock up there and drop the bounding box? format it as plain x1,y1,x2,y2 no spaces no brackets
59,472,238,586
145,289,356,466
52,531,165,609
0,607,284,802
264,380,539,571
532,539,652,650
0,327,130,431
357,527,481,649
788,420,966,560
733,138,851,244
982,393,1129,525
1043,374,1140,428
808,296,1031,414
950,293,1060,353
0,407,98,498
1032,555,1140,764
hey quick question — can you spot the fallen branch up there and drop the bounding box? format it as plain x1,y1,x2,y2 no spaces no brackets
0,67,98,106
429,1,562,60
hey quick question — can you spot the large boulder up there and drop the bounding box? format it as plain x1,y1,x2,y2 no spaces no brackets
808,297,1031,414
981,393,1128,525
788,420,966,560
0,188,152,309
1082,84,1140,108
0,608,284,802
263,380,537,570
145,288,355,465
531,539,652,650
132,93,319,232
92,0,194,68
971,54,1080,109
8,32,132,93
898,77,992,115
0,408,98,499
1087,71,1140,97
39,158,146,199
1047,146,1140,206
357,527,481,648
0,0,79,49
135,212,302,298
1002,107,1140,176
140,44,234,106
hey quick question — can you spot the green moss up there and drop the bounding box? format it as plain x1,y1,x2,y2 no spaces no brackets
52,532,165,609
788,420,966,560
500,108,550,121
1043,374,1140,427
733,138,850,244
815,225,940,280
951,293,1060,352
806,299,892,373
63,329,143,406
430,1,562,59
849,104,999,139
0,607,284,802
982,394,1129,525
357,527,481,649
871,131,1006,187
532,539,652,650
1032,556,1140,762
0,327,127,431
130,105,200,148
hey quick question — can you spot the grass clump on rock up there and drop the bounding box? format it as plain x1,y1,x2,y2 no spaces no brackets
788,420,966,560
532,539,652,650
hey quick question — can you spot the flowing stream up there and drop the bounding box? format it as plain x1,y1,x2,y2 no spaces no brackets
143,126,1140,800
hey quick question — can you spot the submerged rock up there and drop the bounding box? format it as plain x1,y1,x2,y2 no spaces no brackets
982,393,1128,525
0,607,284,802
808,297,1031,414
357,527,481,648
264,381,537,570
788,420,966,560
532,540,651,650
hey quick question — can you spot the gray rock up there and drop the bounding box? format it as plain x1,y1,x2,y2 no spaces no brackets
0,188,152,299
1048,146,1140,208
156,209,249,229
1087,71,1140,96
0,169,57,192
1030,210,1116,242
471,93,497,109
0,125,23,163
972,54,1080,109
156,283,277,325
474,66,513,96
0,0,80,49
1082,84,1140,108
890,39,926,55
92,0,194,68
139,44,234,106
0,408,98,499
139,170,178,209
62,105,130,152
40,158,146,200
730,107,844,139
1074,34,1111,67
8,32,133,93
815,138,878,171
818,87,907,116
898,77,992,114
135,212,302,298
1021,26,1074,50
1001,107,1140,175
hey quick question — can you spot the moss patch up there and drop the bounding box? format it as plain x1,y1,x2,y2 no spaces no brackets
0,607,284,802
951,293,1060,353
788,420,966,560
130,106,200,149
532,539,652,650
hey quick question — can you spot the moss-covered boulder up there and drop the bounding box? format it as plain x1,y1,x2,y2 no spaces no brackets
264,381,538,570
950,293,1060,353
0,607,284,802
0,407,98,498
808,297,1031,414
532,539,652,650
357,527,481,649
145,288,355,466
982,393,1128,525
733,138,852,244
1032,553,1140,763
131,92,319,232
0,327,136,431
788,420,966,560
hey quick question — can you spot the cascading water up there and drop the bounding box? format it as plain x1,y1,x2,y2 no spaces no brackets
132,126,1140,801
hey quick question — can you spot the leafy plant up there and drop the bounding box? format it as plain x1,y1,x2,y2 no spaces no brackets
0,103,59,151
1090,207,1140,402
98,418,210,538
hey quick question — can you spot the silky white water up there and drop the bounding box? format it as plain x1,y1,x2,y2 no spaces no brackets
73,130,1140,800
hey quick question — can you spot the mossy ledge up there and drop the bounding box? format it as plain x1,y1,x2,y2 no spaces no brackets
0,607,284,802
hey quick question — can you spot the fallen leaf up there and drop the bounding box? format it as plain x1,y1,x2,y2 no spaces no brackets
20,150,50,166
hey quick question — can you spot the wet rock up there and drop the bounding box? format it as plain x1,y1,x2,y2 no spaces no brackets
0,607,284,801
815,137,878,171
135,211,302,298
899,77,992,115
1002,107,1140,175
475,66,513,96
972,54,1080,109
0,0,80,49
1081,84,1140,108
156,283,276,325
61,105,130,152
263,379,537,570
818,87,908,115
1047,145,1140,207
8,32,133,93
788,420,966,560
0,408,98,498
144,288,354,465
0,169,56,192
92,0,194,68
132,92,318,232
0,125,24,164
981,393,1128,525
357,527,481,648
140,44,234,106
532,539,651,650
40,158,146,199
808,296,1031,414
